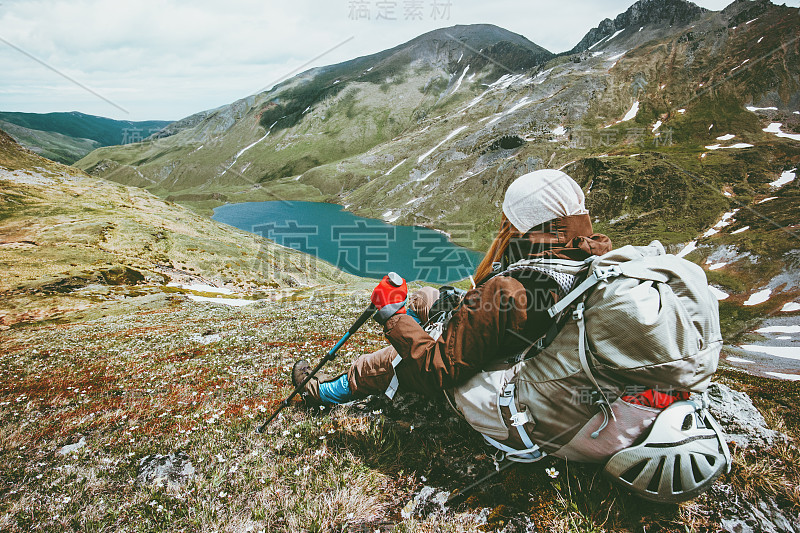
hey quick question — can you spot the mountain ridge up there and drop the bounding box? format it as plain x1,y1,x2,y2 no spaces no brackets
568,0,708,53
0,111,173,164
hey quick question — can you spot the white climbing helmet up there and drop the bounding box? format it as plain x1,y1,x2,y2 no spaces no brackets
603,399,732,504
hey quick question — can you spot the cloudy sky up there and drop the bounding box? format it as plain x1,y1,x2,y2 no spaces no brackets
1,0,797,121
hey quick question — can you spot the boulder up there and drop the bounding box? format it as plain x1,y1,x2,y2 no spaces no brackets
400,485,451,520
57,436,86,455
706,382,782,449
136,451,195,490
720,491,800,533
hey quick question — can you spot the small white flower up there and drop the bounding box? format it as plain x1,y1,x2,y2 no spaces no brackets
281,430,289,436
409,425,414,432
545,467,559,478
318,436,325,440
294,433,300,438
293,469,300,475
219,491,227,498
420,475,427,482
327,428,335,434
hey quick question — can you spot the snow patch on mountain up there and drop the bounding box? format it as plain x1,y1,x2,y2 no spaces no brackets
705,143,754,150
744,289,771,306
418,126,468,163
220,123,276,176
708,286,729,300
740,345,800,361
764,372,800,381
769,168,796,189
451,65,470,94
763,123,800,141
676,240,697,258
384,158,407,176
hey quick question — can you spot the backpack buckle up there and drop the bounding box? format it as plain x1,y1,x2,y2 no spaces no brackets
510,412,529,427
594,265,622,281
572,302,585,321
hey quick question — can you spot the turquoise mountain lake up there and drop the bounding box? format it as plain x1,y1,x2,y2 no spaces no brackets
212,201,484,284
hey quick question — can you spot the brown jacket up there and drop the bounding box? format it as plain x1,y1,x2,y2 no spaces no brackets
381,214,612,397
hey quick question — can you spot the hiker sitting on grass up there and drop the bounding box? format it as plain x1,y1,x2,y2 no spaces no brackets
289,169,732,504
291,169,612,404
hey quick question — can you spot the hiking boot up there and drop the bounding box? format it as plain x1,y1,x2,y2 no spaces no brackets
291,359,332,407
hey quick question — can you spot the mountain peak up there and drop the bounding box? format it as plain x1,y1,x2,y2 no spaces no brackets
569,0,706,53
409,23,550,54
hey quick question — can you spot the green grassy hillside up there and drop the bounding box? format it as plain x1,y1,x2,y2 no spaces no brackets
0,111,172,164
0,129,354,328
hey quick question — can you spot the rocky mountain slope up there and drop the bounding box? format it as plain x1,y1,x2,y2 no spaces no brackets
74,0,798,245
0,129,353,328
0,111,172,164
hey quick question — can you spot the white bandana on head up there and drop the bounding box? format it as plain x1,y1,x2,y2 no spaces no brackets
502,169,588,234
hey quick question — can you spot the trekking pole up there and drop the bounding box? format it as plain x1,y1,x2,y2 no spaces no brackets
446,460,517,506
256,303,377,433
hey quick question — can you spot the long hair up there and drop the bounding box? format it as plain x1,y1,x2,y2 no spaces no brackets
474,214,521,284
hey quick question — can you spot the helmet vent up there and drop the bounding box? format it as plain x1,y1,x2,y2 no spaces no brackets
690,454,704,483
682,414,694,431
672,455,683,493
648,457,666,493
620,460,648,484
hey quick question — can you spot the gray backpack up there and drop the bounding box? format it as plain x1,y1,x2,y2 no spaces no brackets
444,241,723,463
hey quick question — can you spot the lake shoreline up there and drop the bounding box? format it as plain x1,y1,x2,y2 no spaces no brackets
211,200,484,284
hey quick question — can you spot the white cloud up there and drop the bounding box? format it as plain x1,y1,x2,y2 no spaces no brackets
0,0,798,120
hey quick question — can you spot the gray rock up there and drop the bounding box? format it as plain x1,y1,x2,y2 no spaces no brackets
499,515,537,533
58,436,86,455
706,383,781,448
720,492,800,533
472,507,536,533
137,452,195,490
400,485,451,520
